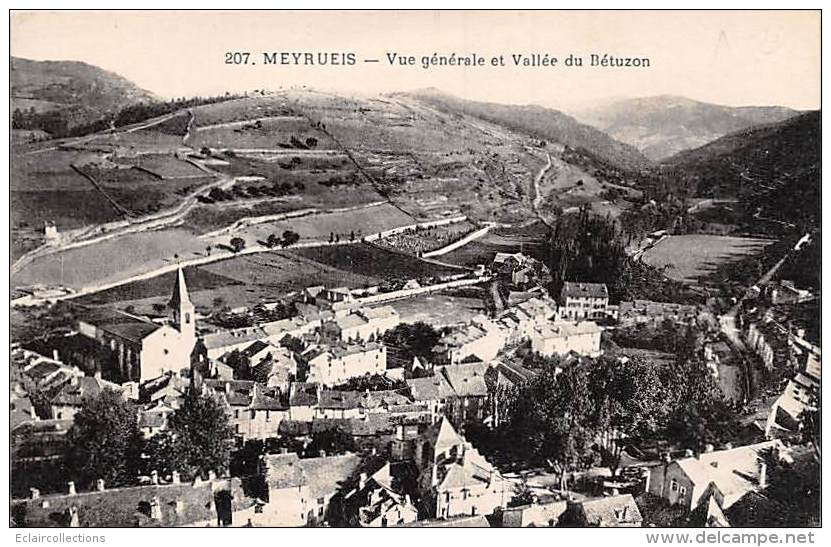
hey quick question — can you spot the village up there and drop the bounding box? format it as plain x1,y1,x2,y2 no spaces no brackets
9,241,821,528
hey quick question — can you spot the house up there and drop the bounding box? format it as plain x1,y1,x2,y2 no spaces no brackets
530,321,602,358
560,282,609,320
288,382,319,421
261,316,317,344
566,494,643,527
138,401,176,438
11,474,254,527
618,300,701,326
75,268,197,382
407,372,456,420
438,363,492,427
767,373,819,432
432,316,506,365
316,390,364,420
646,441,788,512
345,462,418,527
256,452,362,526
327,306,400,343
500,500,568,527
49,374,124,421
306,342,387,386
200,380,287,440
203,327,268,360
231,341,297,391
414,418,508,519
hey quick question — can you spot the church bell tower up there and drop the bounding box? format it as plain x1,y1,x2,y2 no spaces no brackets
168,267,196,342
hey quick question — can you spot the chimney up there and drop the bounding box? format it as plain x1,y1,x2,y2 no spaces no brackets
94,370,102,381
359,472,368,491
704,444,714,453
208,470,217,481
67,481,76,495
29,488,40,499
280,447,289,455
171,471,180,484
151,470,159,485
225,382,231,395
96,479,105,492
405,494,412,506
758,461,768,488
52,349,60,361
319,449,326,458
150,497,162,520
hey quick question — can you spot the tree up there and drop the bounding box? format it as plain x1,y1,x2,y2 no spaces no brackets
509,366,598,490
304,428,356,457
64,389,144,489
147,392,234,481
230,237,246,253
662,356,739,452
381,322,442,366
266,233,281,248
280,230,300,247
588,356,671,476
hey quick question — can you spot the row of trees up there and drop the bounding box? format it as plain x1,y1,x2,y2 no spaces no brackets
63,389,233,491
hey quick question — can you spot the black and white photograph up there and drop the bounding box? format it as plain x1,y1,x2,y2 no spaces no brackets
6,8,823,533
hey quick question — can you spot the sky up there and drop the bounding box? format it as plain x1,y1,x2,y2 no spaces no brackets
10,10,821,111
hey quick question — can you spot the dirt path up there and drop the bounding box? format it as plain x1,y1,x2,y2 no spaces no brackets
531,152,554,224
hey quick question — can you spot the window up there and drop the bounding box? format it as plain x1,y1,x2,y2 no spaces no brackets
670,479,679,492
234,409,240,419
679,486,687,497
185,313,191,324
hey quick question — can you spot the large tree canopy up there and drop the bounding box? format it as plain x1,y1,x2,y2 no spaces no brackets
145,391,234,481
64,388,143,489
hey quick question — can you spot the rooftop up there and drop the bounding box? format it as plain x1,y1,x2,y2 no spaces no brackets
561,281,609,300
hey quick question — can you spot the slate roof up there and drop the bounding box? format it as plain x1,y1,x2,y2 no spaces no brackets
440,363,490,398
675,441,783,505
261,452,362,499
561,281,609,300
289,382,319,407
50,377,121,407
407,374,455,401
577,494,643,526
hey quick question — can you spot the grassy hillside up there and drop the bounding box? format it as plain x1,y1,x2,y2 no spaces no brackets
403,88,651,171
11,56,156,138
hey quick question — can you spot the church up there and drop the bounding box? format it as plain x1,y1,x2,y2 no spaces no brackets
75,268,197,383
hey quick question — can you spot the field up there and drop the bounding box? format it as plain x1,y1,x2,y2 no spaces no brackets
12,228,208,291
200,202,416,248
75,249,379,314
440,222,549,267
390,290,487,327
190,96,294,127
641,234,775,284
72,240,469,315
288,243,464,281
188,117,336,150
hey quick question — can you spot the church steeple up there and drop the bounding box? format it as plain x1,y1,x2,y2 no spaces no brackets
168,267,195,340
